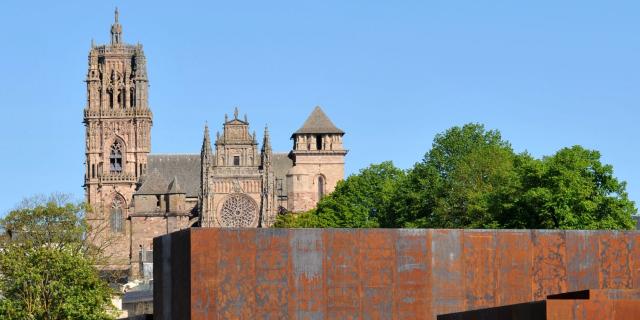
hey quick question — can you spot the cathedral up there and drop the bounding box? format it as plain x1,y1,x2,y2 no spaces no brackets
83,10,347,277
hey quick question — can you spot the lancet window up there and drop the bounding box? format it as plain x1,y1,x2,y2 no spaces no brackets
110,196,125,233
110,141,123,173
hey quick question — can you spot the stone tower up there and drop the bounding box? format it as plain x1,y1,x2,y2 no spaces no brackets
287,106,347,212
84,8,152,270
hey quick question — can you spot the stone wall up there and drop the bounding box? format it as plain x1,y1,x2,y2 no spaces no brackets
286,154,345,212
130,215,191,278
154,228,640,320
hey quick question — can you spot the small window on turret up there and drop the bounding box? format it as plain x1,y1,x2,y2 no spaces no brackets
316,135,323,150
233,156,240,166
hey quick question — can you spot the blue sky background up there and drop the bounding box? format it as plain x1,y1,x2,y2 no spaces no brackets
0,1,638,214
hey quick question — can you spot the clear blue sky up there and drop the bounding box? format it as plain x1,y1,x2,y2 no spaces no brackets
0,1,638,214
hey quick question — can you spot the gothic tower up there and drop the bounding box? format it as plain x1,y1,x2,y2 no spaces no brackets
287,106,347,212
84,8,152,270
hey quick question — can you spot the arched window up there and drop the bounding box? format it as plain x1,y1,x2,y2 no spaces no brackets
317,176,325,200
117,90,123,109
130,87,135,108
110,141,123,173
110,196,124,233
108,89,114,109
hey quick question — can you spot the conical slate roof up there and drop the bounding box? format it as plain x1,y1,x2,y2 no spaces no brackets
293,106,344,136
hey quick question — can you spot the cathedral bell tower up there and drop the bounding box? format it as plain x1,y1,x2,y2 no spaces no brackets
84,8,152,270
287,106,347,212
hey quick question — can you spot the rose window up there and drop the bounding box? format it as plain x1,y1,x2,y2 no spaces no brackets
219,194,258,227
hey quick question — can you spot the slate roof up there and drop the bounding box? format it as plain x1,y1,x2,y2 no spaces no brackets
135,169,169,195
293,106,344,136
167,176,183,194
136,154,201,197
135,153,293,199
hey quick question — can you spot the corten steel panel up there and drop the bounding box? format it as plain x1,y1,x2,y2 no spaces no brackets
360,229,395,319
291,229,325,319
440,290,640,320
395,229,430,319
153,229,191,320
566,231,600,292
599,231,634,289
613,300,640,320
463,230,497,311
431,229,464,317
255,228,290,319
531,230,568,300
631,232,640,290
216,229,257,319
191,229,219,319
495,230,532,306
155,229,640,320
326,229,361,319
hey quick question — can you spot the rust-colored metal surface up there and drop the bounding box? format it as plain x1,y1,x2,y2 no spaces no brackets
154,229,640,320
439,289,640,320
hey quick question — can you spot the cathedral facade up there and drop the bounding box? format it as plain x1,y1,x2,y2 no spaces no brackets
83,10,347,276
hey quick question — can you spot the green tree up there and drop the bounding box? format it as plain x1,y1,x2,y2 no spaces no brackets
0,194,115,320
276,124,637,231
389,123,520,228
511,146,636,229
274,162,404,228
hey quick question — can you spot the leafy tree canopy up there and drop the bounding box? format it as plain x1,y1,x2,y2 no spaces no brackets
511,146,636,229
274,161,404,228
0,194,115,320
275,123,637,230
388,123,520,228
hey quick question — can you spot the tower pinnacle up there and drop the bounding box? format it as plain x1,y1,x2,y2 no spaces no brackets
263,125,272,152
201,124,212,157
111,7,123,45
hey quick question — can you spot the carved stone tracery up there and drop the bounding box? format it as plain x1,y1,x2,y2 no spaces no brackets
218,194,257,227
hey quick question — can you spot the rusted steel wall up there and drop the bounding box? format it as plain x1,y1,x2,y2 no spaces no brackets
154,229,640,320
438,289,640,320
153,229,191,320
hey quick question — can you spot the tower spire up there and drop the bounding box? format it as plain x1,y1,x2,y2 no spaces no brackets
201,123,212,157
199,123,212,227
261,124,272,168
111,7,123,45
262,125,272,152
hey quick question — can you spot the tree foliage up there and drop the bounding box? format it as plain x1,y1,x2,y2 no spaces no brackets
274,161,404,228
510,146,636,229
275,123,637,230
386,123,520,228
0,194,115,320
3,195,88,254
